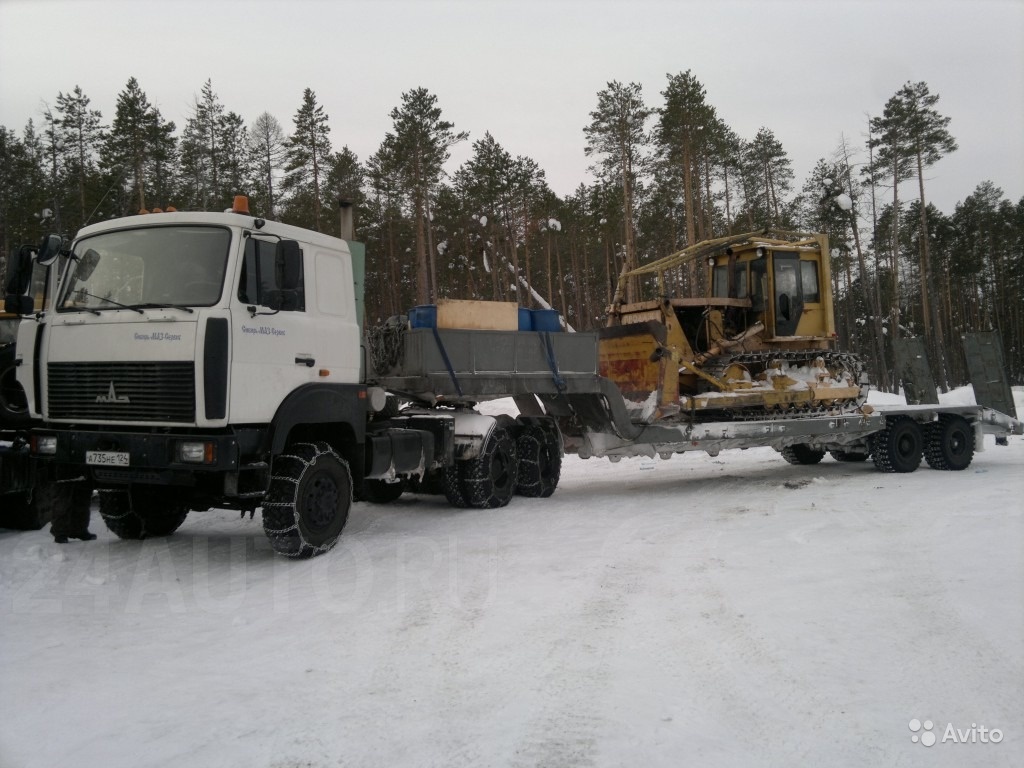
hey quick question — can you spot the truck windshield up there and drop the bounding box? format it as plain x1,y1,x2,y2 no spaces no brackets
58,226,230,312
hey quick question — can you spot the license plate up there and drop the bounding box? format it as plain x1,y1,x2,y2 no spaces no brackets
86,451,130,467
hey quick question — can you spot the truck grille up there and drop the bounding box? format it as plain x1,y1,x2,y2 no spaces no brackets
48,362,196,423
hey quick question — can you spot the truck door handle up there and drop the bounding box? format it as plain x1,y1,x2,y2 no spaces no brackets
295,355,315,367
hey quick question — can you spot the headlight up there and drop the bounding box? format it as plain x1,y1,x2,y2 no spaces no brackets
177,441,216,464
33,435,58,455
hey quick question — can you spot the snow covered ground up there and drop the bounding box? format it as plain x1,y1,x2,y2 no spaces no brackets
1,389,1022,768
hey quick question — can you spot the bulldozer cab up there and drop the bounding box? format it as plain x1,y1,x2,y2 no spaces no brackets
599,231,858,421
708,235,834,342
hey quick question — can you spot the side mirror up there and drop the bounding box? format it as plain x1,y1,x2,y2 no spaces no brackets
276,240,302,291
4,295,34,315
4,245,34,313
36,234,64,267
76,248,101,281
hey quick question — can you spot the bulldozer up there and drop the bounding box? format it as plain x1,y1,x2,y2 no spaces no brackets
599,230,869,422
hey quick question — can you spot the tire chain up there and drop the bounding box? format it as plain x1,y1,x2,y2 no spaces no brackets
262,441,347,558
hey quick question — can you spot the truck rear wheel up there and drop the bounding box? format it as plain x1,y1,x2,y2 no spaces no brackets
515,424,561,498
780,444,826,465
924,415,974,471
462,428,518,509
99,488,189,539
442,465,469,508
871,416,923,473
263,442,351,558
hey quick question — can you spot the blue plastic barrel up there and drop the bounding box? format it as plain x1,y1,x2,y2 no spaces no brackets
518,307,533,331
531,309,561,332
408,305,437,328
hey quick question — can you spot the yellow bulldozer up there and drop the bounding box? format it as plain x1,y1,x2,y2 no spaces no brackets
599,230,868,421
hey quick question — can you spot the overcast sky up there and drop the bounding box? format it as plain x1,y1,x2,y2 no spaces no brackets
1,0,1021,215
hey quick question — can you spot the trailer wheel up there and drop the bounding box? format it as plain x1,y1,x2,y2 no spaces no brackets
515,424,562,497
871,416,923,473
99,488,189,539
780,444,826,465
462,428,518,509
829,449,870,463
263,442,351,558
924,415,974,471
360,478,405,504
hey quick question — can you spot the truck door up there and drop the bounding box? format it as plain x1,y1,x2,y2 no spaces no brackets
772,251,803,336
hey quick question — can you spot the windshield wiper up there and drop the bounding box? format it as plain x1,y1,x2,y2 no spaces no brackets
127,302,195,314
71,292,145,314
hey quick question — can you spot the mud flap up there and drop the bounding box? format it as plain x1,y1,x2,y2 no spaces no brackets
892,337,938,405
963,331,1017,420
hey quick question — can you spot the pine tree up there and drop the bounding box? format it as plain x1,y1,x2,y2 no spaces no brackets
384,87,468,305
40,106,65,232
0,125,48,258
657,72,716,248
55,86,105,229
894,81,957,389
248,111,286,218
323,147,364,238
869,95,916,342
743,127,794,227
102,77,163,214
584,81,650,303
283,88,332,231
218,111,249,203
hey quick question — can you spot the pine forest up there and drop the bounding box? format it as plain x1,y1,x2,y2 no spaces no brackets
1,74,1021,390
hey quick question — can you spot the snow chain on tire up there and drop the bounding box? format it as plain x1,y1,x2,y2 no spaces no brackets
262,441,352,558
461,428,518,509
515,424,562,498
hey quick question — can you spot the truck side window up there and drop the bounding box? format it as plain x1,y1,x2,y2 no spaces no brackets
239,238,305,311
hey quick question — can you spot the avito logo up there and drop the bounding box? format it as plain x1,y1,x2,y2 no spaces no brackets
909,718,1004,747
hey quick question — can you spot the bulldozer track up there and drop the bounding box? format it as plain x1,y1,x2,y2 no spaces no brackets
700,350,870,422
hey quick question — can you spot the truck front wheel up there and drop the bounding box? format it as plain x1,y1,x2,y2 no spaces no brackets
99,488,189,539
263,442,351,558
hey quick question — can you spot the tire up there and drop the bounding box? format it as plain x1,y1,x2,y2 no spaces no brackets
829,449,870,463
871,416,923,473
515,424,562,498
442,464,470,508
462,428,518,509
924,415,974,471
262,442,351,558
0,344,31,428
780,444,826,465
2,481,67,530
99,487,189,539
360,478,405,504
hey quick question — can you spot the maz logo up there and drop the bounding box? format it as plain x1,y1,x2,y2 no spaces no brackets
96,382,130,404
